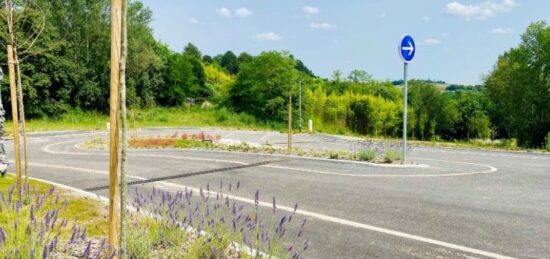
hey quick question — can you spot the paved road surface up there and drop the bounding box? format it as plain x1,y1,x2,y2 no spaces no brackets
5,128,550,258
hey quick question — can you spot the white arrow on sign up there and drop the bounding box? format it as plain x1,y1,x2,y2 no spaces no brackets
402,41,414,56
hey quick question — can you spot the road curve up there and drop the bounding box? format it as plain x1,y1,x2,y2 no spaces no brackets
5,128,550,258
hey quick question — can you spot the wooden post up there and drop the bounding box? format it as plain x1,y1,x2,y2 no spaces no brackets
7,45,21,197
109,0,122,254
288,93,292,153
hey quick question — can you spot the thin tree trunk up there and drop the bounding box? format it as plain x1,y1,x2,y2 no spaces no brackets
13,48,29,188
119,0,128,257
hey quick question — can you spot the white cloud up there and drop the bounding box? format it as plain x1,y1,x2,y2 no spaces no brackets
302,6,320,15
422,16,430,22
380,13,386,18
235,8,252,18
421,38,442,46
310,22,336,29
445,0,516,21
256,32,282,41
216,7,231,18
188,17,199,24
491,27,514,34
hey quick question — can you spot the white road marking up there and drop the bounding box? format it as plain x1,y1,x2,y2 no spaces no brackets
265,161,497,178
21,162,515,259
416,148,549,160
41,140,498,178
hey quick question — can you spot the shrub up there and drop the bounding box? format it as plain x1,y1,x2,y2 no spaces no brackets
545,132,550,151
383,149,401,163
499,138,518,150
356,149,376,161
329,151,339,159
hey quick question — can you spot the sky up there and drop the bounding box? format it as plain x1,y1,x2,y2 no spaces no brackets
139,0,549,85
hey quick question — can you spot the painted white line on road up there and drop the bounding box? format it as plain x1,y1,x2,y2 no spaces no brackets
6,172,109,204
42,140,498,178
415,148,549,160
21,162,515,259
265,161,497,178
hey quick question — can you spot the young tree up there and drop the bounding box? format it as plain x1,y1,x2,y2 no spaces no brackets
1,0,48,193
119,0,129,256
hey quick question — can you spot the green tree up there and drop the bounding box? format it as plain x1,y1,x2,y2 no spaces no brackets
183,43,202,61
409,81,459,140
347,70,372,83
221,51,239,74
160,53,196,105
229,51,297,120
485,21,550,147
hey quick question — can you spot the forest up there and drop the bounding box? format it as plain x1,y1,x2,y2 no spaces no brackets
0,1,549,148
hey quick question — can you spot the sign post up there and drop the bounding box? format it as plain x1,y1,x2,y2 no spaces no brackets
398,35,415,164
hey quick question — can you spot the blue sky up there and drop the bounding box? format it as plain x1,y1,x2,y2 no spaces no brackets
139,0,549,85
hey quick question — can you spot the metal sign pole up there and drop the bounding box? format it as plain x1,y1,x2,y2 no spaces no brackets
402,63,408,164
398,34,415,165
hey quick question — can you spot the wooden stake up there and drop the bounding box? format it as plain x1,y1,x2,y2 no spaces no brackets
288,93,292,153
109,0,122,254
7,45,21,198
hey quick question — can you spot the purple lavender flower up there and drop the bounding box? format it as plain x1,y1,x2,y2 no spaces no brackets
82,240,92,258
42,244,49,259
0,227,5,246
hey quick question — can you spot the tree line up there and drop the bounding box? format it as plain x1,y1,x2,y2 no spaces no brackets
0,1,548,148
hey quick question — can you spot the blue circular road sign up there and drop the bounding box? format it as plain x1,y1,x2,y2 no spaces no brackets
399,35,416,63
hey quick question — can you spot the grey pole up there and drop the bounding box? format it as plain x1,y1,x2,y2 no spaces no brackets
298,80,302,132
402,63,408,164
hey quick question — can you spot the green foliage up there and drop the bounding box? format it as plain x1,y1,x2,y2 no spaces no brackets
220,51,239,74
2,1,547,149
485,21,550,147
383,149,402,163
409,81,460,140
229,51,297,121
356,149,376,161
545,133,550,151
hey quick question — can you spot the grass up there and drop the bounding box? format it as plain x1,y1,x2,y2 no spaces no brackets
6,107,286,134
7,106,541,153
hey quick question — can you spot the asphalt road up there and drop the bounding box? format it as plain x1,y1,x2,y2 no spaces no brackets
4,128,550,259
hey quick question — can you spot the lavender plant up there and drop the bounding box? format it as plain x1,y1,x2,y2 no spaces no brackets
130,182,309,258
0,183,111,258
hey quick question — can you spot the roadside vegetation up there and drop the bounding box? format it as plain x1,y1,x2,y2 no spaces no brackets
0,174,308,258
1,2,549,150
82,132,406,164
